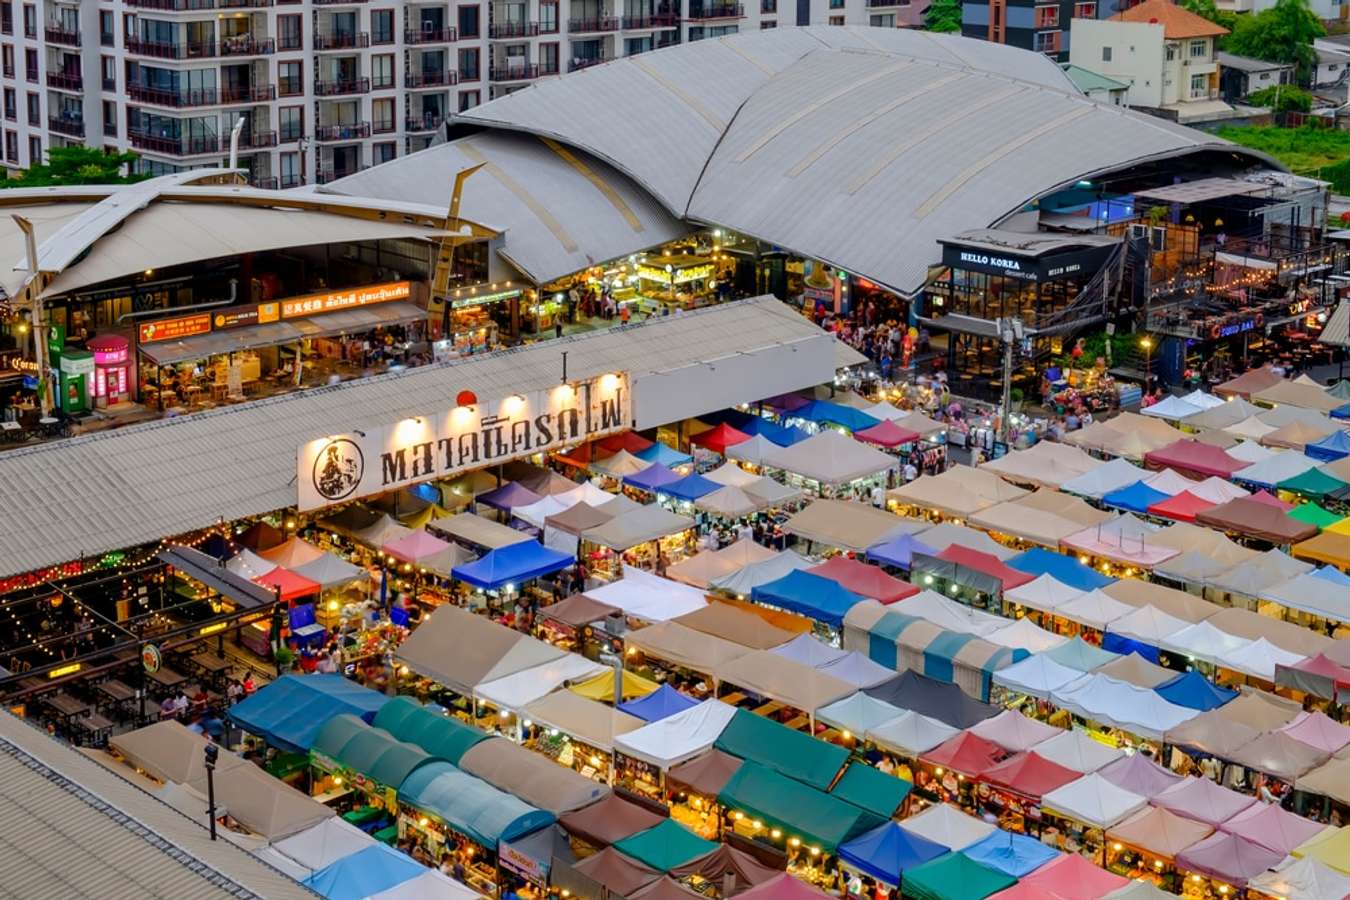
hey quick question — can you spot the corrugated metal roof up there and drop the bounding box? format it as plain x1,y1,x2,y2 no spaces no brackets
0,712,316,900
0,297,840,578
325,130,690,286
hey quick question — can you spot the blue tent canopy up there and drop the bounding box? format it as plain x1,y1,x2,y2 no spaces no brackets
1313,565,1350,586
739,417,809,447
452,539,573,589
398,761,556,848
635,443,694,467
867,534,938,571
228,673,388,753
409,482,442,504
478,481,543,512
791,400,881,433
624,463,684,493
838,821,948,887
618,683,699,722
751,569,864,628
1102,480,1170,514
303,844,424,900
697,409,754,428
663,473,722,502
1155,670,1238,712
1006,547,1114,592
1306,430,1350,462
1332,402,1350,421
961,829,1059,878
1101,632,1161,664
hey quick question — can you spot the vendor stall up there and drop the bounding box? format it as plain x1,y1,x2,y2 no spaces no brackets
1038,773,1148,862
522,689,643,784
1103,805,1213,891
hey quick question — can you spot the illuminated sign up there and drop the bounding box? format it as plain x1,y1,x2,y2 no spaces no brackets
636,264,715,285
139,313,211,344
214,302,280,330
451,288,521,309
48,663,81,679
297,373,631,511
281,281,410,319
8,356,38,373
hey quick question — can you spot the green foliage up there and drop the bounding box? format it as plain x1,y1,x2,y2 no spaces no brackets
1247,84,1312,112
1216,124,1350,190
924,0,962,33
273,646,297,670
1178,0,1237,33
1224,0,1324,77
4,146,149,188
1055,331,1132,370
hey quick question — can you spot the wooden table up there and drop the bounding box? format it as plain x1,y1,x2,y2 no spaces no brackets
148,665,187,690
720,691,747,707
73,712,115,746
753,700,785,717
97,679,135,712
46,692,90,720
192,652,232,675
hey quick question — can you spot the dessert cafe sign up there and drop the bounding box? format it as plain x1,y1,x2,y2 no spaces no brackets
297,373,631,511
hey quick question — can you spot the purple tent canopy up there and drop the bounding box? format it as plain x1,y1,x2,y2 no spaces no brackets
866,534,938,570
1096,751,1184,799
1175,832,1284,887
760,392,811,413
478,481,543,512
624,463,684,493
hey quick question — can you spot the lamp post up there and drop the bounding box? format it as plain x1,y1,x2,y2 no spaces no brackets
204,743,219,841
1140,336,1153,390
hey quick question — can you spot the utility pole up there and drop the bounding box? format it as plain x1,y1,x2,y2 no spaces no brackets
997,317,1023,449
204,743,219,841
12,215,48,418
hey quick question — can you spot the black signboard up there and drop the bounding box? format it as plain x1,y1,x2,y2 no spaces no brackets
941,241,1118,283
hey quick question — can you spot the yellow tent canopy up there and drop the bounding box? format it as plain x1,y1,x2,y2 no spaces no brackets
1291,823,1350,875
1292,530,1350,568
570,668,660,702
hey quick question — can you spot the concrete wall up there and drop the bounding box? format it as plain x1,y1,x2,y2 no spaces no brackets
1069,18,1163,107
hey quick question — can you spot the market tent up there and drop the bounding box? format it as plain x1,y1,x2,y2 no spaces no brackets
920,731,1005,778
394,606,565,697
1188,397,1263,430
1254,379,1341,412
594,449,654,478
1043,636,1120,672
237,520,285,551
855,419,922,448
259,537,326,569
624,621,749,677
586,566,708,623
1146,491,1217,523
667,844,783,893
543,502,615,551
228,674,388,753
1176,832,1286,888
1062,516,1178,570
1164,709,1260,759
185,761,332,840
703,461,759,488
1213,687,1304,730
987,618,1066,654
614,820,719,872
559,792,666,848
839,821,948,887
1305,429,1350,462
742,476,803,507
582,505,695,551
1143,439,1245,480
1093,652,1174,690
715,649,857,714
458,736,611,814
302,843,424,900
716,761,885,852
979,443,1104,491
1004,574,1084,615
772,632,847,667
570,668,659,703
970,503,1082,548
820,650,897,689
1157,620,1252,669
562,847,662,898
726,434,782,466
477,481,544,512
475,653,608,711
1104,604,1189,657
1054,589,1134,632
1040,772,1147,830
1221,799,1333,856
1154,670,1237,712
666,748,744,798
383,529,452,566
807,556,918,604
427,512,532,550
674,600,799,649
1006,548,1114,591
1216,367,1283,399
253,818,376,879
1060,458,1148,500
540,592,621,629
767,430,896,485
1263,419,1337,451
785,500,923,554
690,423,751,455
904,852,1017,900
693,485,767,519
1030,728,1124,774
1099,577,1217,623
1000,853,1127,900
736,874,832,900
1151,777,1257,828
1105,806,1213,862
312,715,435,790
962,830,1058,879
1291,822,1350,876
623,462,685,494
1280,710,1350,754
1233,450,1318,487
398,760,556,848
1015,489,1113,527
667,540,776,589
751,569,864,627
979,751,1081,801
366,871,479,900
1280,466,1350,499
1142,395,1203,420
898,803,997,852
253,566,321,601
969,710,1062,753
1183,389,1226,410
1049,674,1197,742
916,522,1018,560
866,709,959,757
1261,571,1350,621
790,399,881,433
1102,480,1170,514
599,432,656,455
1207,549,1312,598
1289,502,1343,530
110,721,251,785
291,553,368,589
371,696,489,766
1226,437,1278,464
714,708,848,790
663,472,723,502
522,689,643,752
1096,751,1184,800
889,475,997,519
1229,730,1330,782
225,547,277,580
990,655,1084,701
613,698,738,768
895,411,948,439
865,669,999,729
814,691,902,738
1248,856,1350,900
617,683,700,723
348,513,413,550
928,545,1033,592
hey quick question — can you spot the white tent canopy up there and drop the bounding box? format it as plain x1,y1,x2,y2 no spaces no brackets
863,400,908,421
1004,574,1084,614
1106,604,1189,645
988,617,1067,653
1225,439,1276,464
368,870,482,900
1054,589,1133,631
1141,469,1199,496
897,803,996,851
991,655,1084,701
1142,395,1203,420
585,565,708,622
1041,772,1148,829
592,449,651,477
582,506,695,551
1231,636,1306,681
292,553,369,589
815,692,904,737
819,651,896,689
1060,458,1147,500
474,652,608,711
1188,476,1250,504
1181,390,1226,411
612,699,739,768
766,430,895,484
513,494,578,529
1233,450,1317,486
703,462,759,488
1158,621,1253,669
709,550,814,595
1050,674,1198,741
1262,573,1350,623
894,590,1005,637
866,710,960,756
743,476,803,507
695,485,769,519
252,818,376,879
726,434,781,466
969,710,1063,753
1247,856,1350,900
1031,727,1124,773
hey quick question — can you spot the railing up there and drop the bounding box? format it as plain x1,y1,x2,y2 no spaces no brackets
314,77,370,95
48,116,84,138
316,166,367,184
373,118,395,133
124,0,217,9
315,122,371,141
221,0,274,7
568,16,619,30
221,84,276,102
686,3,743,16
407,69,458,87
278,34,302,50
312,0,367,5
128,84,219,107
621,13,679,26
220,36,275,56
125,37,219,58
249,176,279,189
280,173,306,188
488,63,558,80
314,31,369,49
25,69,38,82
864,0,898,7
128,131,222,155
239,130,278,148
405,26,457,43
44,25,80,46
45,72,83,91
405,115,446,132
489,21,539,37
569,55,609,71
102,77,116,91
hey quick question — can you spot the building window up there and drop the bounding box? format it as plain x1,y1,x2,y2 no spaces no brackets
830,0,845,8
374,141,395,164
21,4,32,39
371,53,394,88
1073,1,1094,16
458,89,480,110
869,13,894,25
1189,39,1206,57
1101,46,1111,62
2,46,12,78
280,152,300,188
0,4,10,36
458,47,480,80
762,0,777,11
279,105,303,141
1034,29,1061,52
1165,42,1176,61
372,96,393,131
279,60,302,95
26,135,37,164
828,14,845,23
24,90,35,124
99,10,114,46
539,41,558,73
371,9,394,44
540,2,559,31
102,100,116,136
23,47,34,81
1191,72,1206,95
458,5,481,39
278,14,302,50
101,56,115,90
3,89,13,121
4,130,14,162
761,18,777,26
1035,5,1058,26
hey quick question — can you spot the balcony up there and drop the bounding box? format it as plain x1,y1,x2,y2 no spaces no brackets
221,84,277,102
316,122,371,141
489,21,540,37
313,0,367,5
621,13,678,26
221,0,274,7
128,84,220,107
239,129,278,148
569,55,609,71
221,35,276,56
44,26,80,46
405,26,457,43
489,63,558,80
280,173,306,189
315,32,370,49
48,116,84,138
125,37,219,59
129,131,222,156
865,0,899,7
406,69,458,87
316,165,367,184
405,114,446,132
124,0,216,9
249,176,279,189
568,16,620,30
46,72,83,91
314,77,370,95
686,2,743,16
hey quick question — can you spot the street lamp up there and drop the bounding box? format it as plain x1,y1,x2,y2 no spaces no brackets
204,743,219,841
1140,336,1153,388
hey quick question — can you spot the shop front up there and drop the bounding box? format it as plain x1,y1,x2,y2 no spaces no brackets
432,285,521,357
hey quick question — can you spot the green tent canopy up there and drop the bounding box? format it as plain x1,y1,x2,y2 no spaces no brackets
612,819,719,872
829,762,912,819
1330,380,1350,401
311,714,436,790
1277,468,1349,500
372,695,490,765
715,708,849,791
717,761,885,853
1289,502,1344,531
900,852,1017,900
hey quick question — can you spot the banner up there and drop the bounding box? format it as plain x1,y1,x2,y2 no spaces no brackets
297,373,631,511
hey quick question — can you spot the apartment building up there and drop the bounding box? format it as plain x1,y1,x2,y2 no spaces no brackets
961,0,1105,61
2,1,913,186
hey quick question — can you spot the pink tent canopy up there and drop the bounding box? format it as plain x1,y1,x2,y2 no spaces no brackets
936,545,1034,591
806,556,919,604
1143,439,1245,480
383,529,452,564
1280,710,1350,754
1152,777,1257,827
1221,800,1333,855
855,419,921,448
736,873,831,899
1096,751,1185,799
1246,489,1295,512
992,854,1128,900
1175,832,1285,887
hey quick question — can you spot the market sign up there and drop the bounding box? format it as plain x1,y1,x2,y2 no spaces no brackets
214,302,280,330
139,313,211,344
500,840,550,886
450,287,521,309
636,264,715,285
940,241,1120,283
297,373,631,511
280,281,410,320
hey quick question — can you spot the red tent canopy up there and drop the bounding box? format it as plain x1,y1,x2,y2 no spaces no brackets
806,556,919,604
690,423,751,455
253,566,321,600
998,854,1129,900
920,731,1005,777
599,432,655,454
1144,439,1245,479
1247,489,1295,512
978,751,1082,801
854,419,921,448
936,545,1034,590
1146,490,1218,523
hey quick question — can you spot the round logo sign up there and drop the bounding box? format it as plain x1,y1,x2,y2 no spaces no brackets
142,644,162,674
313,438,365,503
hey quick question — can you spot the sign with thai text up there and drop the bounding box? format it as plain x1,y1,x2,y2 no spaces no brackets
138,313,211,344
297,373,631,511
280,281,410,319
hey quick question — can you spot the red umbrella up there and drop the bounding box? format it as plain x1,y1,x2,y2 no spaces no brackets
690,422,751,455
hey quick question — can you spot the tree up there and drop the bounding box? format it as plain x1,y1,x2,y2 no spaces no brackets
1178,0,1236,33
1248,84,1313,111
4,146,150,188
924,0,962,33
1224,0,1325,79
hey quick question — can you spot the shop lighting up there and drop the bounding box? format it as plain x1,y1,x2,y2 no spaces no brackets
48,663,81,678
505,583,516,593
549,729,559,737
809,847,821,857
333,777,343,786
505,394,525,414
841,730,852,740
923,575,933,585
600,373,620,392
499,710,510,719
789,838,801,847
751,820,763,830
770,829,781,839
398,665,410,676
934,767,944,776
522,720,532,728
731,811,744,821
419,817,430,827
199,622,227,636
1112,843,1122,851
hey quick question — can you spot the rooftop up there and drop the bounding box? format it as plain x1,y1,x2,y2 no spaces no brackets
1060,63,1130,94
1216,52,1293,74
1111,0,1229,39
